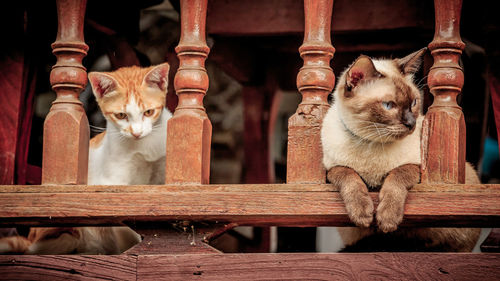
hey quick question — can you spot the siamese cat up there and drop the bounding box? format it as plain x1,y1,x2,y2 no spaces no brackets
320,49,480,251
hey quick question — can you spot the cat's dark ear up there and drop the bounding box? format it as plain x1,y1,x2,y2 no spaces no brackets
345,55,381,94
396,47,427,75
143,63,170,93
88,72,117,99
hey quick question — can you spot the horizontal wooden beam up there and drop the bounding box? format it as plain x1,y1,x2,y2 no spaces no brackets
1,253,499,280
3,183,500,193
0,255,136,281
0,184,499,227
206,0,433,35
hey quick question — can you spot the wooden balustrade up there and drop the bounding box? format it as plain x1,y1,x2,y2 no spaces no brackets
42,0,89,185
287,0,335,184
2,184,499,228
1,0,500,277
165,0,212,184
421,0,466,184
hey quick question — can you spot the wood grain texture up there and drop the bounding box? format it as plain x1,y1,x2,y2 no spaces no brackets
0,50,24,185
287,0,334,184
125,224,222,255
0,255,136,281
42,0,89,185
242,84,278,184
137,253,500,280
1,253,499,280
207,0,431,35
0,186,499,227
2,183,500,193
165,0,212,184
421,0,466,184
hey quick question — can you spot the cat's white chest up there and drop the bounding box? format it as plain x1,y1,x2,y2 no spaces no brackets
321,105,422,187
88,109,171,185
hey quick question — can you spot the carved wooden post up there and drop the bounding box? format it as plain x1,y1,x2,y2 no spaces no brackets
421,0,465,184
165,0,211,184
42,0,89,185
287,0,335,184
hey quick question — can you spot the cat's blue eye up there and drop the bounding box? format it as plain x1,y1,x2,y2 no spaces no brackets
382,101,395,110
411,99,417,107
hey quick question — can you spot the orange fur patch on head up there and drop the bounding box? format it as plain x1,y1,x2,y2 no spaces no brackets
92,64,169,121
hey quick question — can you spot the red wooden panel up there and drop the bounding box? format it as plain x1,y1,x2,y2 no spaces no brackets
206,0,431,35
2,253,499,280
0,52,24,185
137,253,500,280
0,255,136,281
0,184,499,227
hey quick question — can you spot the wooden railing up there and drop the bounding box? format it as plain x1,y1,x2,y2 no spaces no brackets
1,0,500,279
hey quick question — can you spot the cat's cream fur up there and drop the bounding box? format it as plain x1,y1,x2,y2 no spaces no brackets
320,50,480,251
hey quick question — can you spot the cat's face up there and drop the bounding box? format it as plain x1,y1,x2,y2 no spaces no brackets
88,63,169,139
336,49,426,143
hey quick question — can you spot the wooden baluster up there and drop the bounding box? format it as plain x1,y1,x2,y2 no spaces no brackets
165,0,211,184
421,0,465,184
287,0,335,184
42,0,89,185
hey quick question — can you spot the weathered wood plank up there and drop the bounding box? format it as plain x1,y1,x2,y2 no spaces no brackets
2,183,500,193
0,255,137,281
0,188,499,227
1,253,498,280
125,224,222,255
137,253,500,280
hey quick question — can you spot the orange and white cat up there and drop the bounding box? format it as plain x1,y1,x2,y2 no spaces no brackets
0,63,172,254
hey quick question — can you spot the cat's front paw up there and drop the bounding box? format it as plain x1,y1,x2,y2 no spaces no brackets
376,194,405,233
344,193,374,228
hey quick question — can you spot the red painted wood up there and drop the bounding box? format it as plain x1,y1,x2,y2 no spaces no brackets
136,253,500,280
243,84,279,184
421,0,466,184
42,0,89,185
165,0,212,184
0,51,24,185
1,253,499,280
0,184,499,227
0,255,136,280
207,0,431,35
125,225,222,255
287,0,334,184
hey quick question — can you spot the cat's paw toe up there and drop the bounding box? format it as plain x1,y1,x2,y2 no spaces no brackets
376,202,403,233
377,219,399,233
345,196,374,228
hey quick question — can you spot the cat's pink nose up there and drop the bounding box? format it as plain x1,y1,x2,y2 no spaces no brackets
131,131,142,138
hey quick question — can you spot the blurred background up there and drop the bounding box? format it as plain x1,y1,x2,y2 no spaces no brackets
1,0,499,253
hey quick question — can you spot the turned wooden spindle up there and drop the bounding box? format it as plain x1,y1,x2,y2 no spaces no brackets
42,0,89,185
287,0,335,184
165,0,212,184
421,0,466,184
